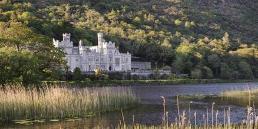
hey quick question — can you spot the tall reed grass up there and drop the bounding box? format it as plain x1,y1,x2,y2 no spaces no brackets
0,84,138,121
220,88,258,106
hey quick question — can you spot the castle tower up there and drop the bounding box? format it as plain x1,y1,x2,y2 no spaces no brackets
79,40,83,54
98,33,104,53
98,33,104,47
63,33,71,42
79,40,83,47
61,33,73,48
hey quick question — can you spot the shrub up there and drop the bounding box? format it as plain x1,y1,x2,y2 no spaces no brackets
73,67,83,81
191,68,202,79
108,72,129,80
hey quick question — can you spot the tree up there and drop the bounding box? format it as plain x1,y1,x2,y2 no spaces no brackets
220,63,232,79
161,38,172,48
0,22,65,84
73,67,83,81
208,33,231,55
64,4,71,21
222,32,230,50
0,47,42,85
174,42,198,74
238,61,254,79
106,9,119,21
133,16,142,23
207,54,221,76
202,66,214,79
18,12,34,23
0,22,35,51
191,68,202,79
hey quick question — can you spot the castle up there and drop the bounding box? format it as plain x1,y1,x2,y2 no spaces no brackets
53,33,131,72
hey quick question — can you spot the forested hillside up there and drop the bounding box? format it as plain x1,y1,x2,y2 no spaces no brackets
0,0,257,83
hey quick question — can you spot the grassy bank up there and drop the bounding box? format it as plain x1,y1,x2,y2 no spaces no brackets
46,79,257,87
0,84,138,122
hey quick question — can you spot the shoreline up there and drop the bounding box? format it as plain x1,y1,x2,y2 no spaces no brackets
44,79,258,87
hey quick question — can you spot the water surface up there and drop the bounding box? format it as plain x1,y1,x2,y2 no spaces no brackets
1,82,258,129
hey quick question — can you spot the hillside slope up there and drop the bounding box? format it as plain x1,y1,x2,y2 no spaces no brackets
27,0,258,43
0,0,257,79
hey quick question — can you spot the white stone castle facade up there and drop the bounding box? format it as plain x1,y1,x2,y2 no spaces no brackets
53,33,131,72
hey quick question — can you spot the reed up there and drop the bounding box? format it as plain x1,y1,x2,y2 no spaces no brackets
114,95,258,129
220,88,258,106
0,84,138,122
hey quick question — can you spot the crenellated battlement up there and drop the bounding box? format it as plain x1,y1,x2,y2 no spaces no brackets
53,32,131,72
53,33,73,48
63,33,71,41
103,41,116,49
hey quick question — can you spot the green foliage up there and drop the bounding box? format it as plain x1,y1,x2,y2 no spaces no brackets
207,54,220,76
238,61,254,79
208,54,220,68
174,19,182,26
202,66,214,79
0,22,35,51
161,38,172,48
0,47,42,84
220,63,233,79
174,42,198,74
184,21,191,28
0,0,257,84
191,68,202,79
0,22,65,84
73,67,83,81
190,21,196,26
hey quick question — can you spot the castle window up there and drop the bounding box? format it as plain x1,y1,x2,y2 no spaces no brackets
115,58,120,67
122,65,125,71
101,65,105,69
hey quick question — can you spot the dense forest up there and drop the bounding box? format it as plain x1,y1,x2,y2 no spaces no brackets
0,0,257,84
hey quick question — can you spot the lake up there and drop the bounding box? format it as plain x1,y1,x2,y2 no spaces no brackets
1,82,258,129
